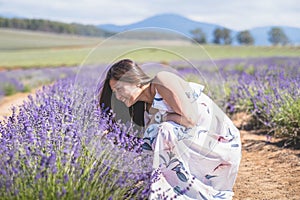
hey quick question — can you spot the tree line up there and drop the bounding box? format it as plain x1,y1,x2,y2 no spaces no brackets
0,17,114,37
191,27,290,45
0,17,290,45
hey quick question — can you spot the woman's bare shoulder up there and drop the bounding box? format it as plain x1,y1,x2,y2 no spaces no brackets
153,71,185,86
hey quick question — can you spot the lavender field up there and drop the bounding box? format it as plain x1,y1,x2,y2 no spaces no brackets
0,56,299,199
0,67,77,98
174,57,300,142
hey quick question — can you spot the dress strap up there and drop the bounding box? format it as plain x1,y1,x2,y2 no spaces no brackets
152,89,174,112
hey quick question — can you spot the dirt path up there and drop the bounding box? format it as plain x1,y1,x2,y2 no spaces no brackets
0,87,43,121
0,92,33,121
233,116,300,200
0,93,300,199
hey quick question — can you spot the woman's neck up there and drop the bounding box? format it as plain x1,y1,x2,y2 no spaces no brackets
137,82,156,104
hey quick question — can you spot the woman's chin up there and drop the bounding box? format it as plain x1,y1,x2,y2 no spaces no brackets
124,100,131,107
125,100,135,107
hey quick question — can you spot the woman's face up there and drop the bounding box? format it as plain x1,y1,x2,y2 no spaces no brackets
109,79,142,107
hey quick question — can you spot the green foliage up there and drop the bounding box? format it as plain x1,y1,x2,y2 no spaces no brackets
2,83,17,96
22,84,32,93
213,28,222,44
223,28,232,45
245,65,255,75
224,84,231,97
234,64,244,72
237,30,254,45
190,28,207,44
184,74,202,83
0,17,114,37
213,28,232,45
268,27,289,45
273,97,300,140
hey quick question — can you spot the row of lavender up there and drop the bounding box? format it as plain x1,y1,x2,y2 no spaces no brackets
220,57,299,141
0,67,76,98
0,75,152,199
175,57,299,141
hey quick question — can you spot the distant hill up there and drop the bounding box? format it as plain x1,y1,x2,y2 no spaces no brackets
99,14,223,43
0,17,114,37
98,13,300,45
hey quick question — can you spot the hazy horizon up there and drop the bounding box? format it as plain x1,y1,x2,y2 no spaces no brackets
0,0,299,31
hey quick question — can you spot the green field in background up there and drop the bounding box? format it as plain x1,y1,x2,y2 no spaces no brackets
1,28,299,69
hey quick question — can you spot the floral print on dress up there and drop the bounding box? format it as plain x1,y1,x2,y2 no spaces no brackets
143,82,241,200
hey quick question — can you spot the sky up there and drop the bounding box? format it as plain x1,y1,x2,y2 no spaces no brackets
0,0,299,31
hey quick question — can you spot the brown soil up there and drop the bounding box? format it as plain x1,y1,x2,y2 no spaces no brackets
0,92,32,121
0,95,299,199
232,113,300,200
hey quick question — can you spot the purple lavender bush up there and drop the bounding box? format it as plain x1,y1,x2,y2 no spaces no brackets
0,74,25,97
0,66,76,99
174,57,299,142
220,57,300,142
0,76,152,199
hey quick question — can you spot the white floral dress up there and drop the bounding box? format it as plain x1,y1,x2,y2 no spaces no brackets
143,82,241,200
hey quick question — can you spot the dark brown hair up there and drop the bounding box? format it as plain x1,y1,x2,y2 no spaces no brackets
99,59,152,128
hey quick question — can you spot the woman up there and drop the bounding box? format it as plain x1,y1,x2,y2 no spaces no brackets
99,59,241,199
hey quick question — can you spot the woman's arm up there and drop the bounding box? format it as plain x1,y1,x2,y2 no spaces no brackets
153,71,200,128
162,112,195,128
